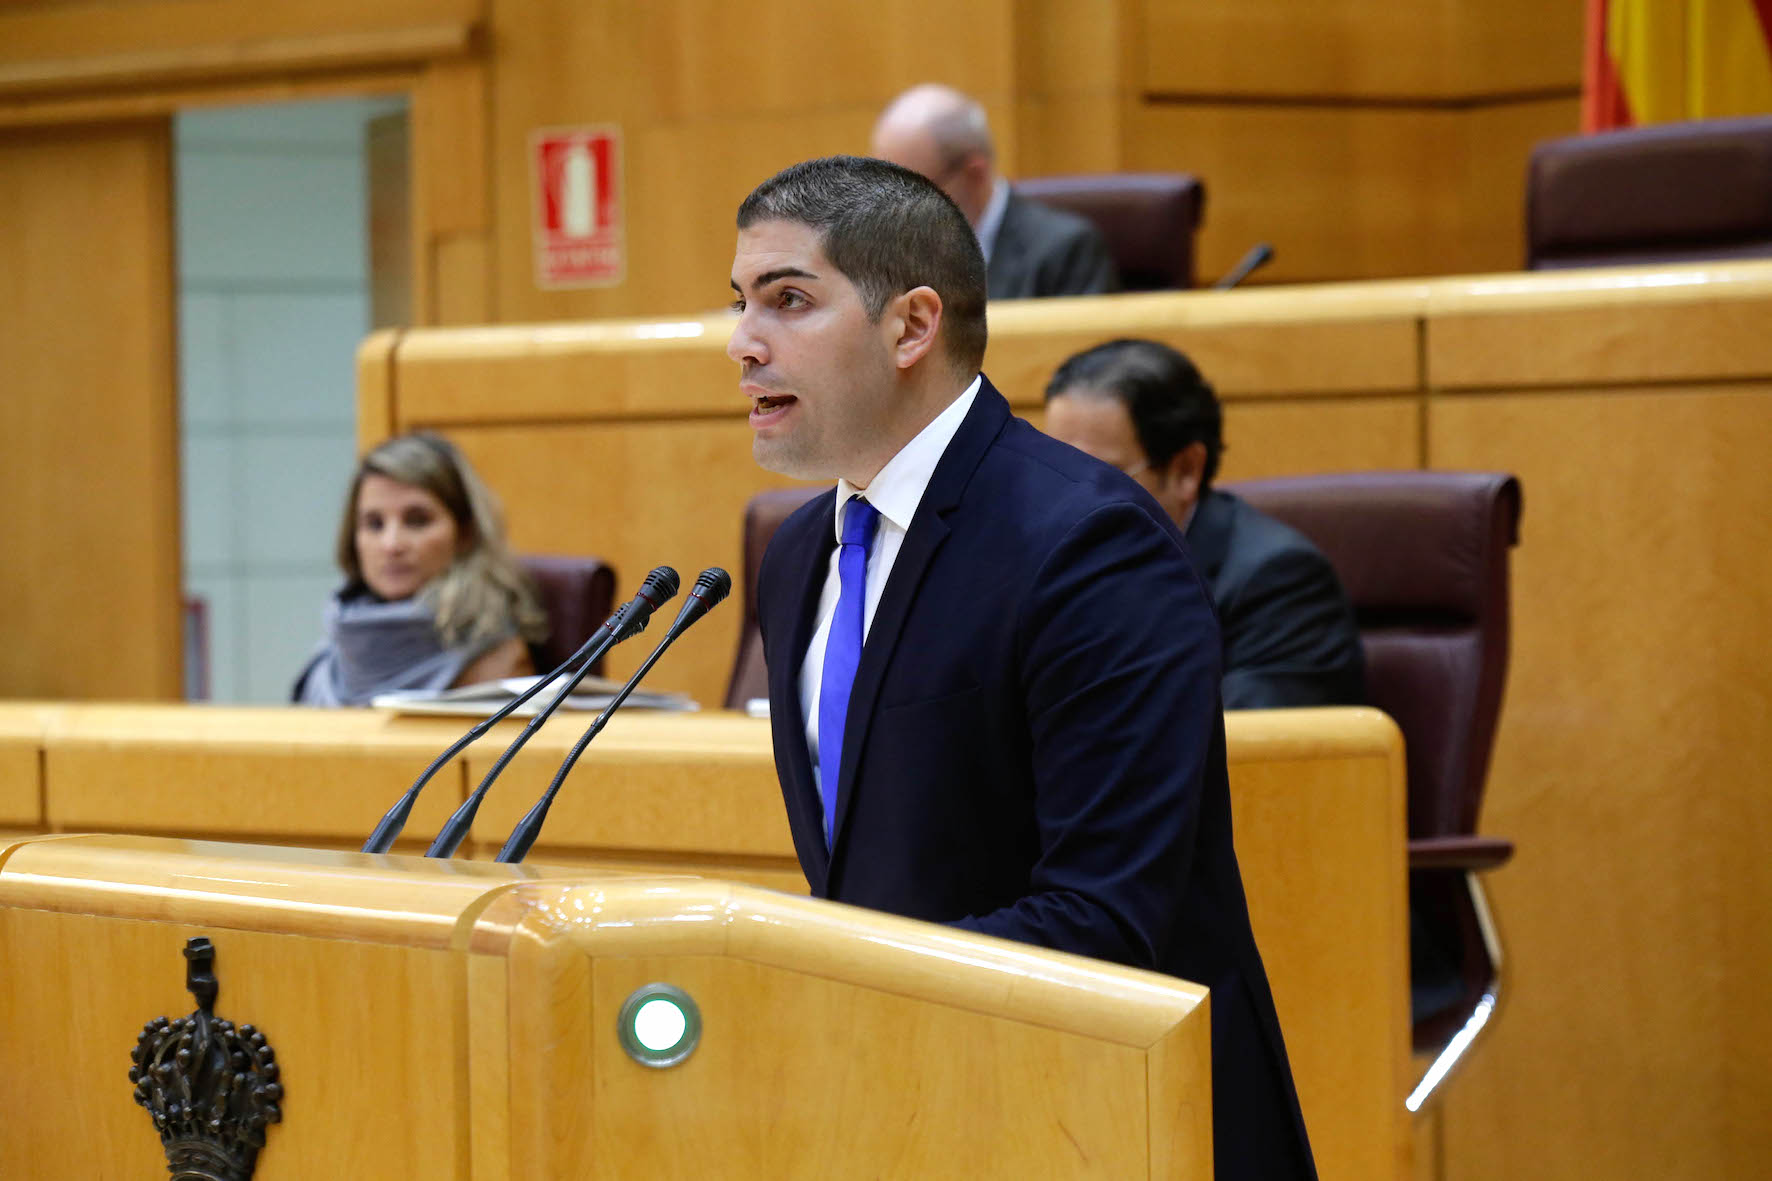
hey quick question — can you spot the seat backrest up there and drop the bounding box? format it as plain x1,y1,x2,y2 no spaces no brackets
1222,472,1523,840
1526,115,1772,269
517,554,617,674
1014,173,1206,291
725,486,824,709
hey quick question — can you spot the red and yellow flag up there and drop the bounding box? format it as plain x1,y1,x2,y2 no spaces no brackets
1584,0,1772,130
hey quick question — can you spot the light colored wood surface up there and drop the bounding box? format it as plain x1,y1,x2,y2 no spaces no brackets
1127,97,1580,285
0,0,477,80
40,705,468,849
0,908,463,1179
0,705,52,828
1426,261,1772,388
0,0,1588,321
0,119,182,700
366,260,1772,1179
0,703,1410,1180
1139,0,1582,99
1428,385,1772,1181
382,288,1431,704
1228,709,1412,1181
0,835,1214,1179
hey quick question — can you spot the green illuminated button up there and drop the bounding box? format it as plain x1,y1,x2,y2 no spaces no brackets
617,983,701,1068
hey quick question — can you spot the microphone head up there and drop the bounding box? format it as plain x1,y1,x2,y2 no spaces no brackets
690,566,732,606
610,566,680,643
635,565,681,612
670,567,732,628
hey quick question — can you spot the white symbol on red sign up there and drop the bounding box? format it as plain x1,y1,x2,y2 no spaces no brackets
532,126,624,289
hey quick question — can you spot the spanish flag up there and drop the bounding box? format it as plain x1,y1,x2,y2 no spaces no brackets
1584,0,1772,130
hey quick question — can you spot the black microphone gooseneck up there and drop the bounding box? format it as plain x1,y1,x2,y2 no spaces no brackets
422,567,682,859
360,566,679,855
1212,242,1274,290
495,567,732,865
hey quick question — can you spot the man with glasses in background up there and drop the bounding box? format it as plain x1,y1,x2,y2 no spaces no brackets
1045,338,1366,710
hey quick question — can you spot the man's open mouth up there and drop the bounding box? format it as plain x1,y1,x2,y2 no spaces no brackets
753,394,796,412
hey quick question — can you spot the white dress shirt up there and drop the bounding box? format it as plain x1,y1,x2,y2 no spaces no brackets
799,376,981,789
974,179,1010,265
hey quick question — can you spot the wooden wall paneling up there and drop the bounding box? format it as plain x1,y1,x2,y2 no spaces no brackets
984,290,1426,403
1427,262,1772,389
458,713,794,863
1448,96,1581,276
1219,396,1424,480
1127,103,1465,284
367,109,413,328
484,0,1020,323
0,120,182,700
0,0,480,87
1127,96,1580,285
391,315,737,423
412,55,489,326
0,705,51,829
444,420,809,706
1427,386,1772,1181
0,69,417,132
1138,0,1581,100
41,706,469,849
1009,0,1134,176
355,329,401,450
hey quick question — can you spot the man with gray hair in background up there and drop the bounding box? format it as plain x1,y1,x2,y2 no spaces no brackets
870,83,1119,300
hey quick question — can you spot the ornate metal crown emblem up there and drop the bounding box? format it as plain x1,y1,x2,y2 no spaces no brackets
128,937,284,1181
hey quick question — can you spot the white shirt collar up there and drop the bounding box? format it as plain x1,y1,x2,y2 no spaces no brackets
974,179,1010,264
834,375,982,540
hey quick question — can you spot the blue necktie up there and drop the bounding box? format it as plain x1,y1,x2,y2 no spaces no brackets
818,496,881,849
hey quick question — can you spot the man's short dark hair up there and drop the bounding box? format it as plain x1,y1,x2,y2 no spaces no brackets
737,155,988,375
1043,339,1223,487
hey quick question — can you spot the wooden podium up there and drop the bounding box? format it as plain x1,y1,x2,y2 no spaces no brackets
0,834,1213,1179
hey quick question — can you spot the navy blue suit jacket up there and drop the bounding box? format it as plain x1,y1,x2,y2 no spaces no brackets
757,380,1316,1179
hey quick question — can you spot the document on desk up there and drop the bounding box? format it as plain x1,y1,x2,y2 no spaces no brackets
372,674,698,717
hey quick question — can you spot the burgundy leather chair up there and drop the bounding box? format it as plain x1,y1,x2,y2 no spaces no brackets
1224,471,1523,1109
725,487,824,709
1015,173,1207,291
518,554,617,675
1526,115,1772,269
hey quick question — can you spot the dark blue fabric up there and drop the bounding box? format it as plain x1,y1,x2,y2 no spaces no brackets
817,496,880,848
755,380,1318,1180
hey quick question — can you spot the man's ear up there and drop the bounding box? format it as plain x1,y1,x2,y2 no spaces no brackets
889,285,944,371
1165,441,1209,507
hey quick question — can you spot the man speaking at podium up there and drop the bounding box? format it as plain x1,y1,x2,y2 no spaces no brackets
728,156,1316,1179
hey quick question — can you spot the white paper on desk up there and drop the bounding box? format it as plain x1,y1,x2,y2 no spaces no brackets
372,674,699,718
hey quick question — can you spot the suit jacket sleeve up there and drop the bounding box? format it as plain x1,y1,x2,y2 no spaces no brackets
1219,544,1364,710
951,501,1220,969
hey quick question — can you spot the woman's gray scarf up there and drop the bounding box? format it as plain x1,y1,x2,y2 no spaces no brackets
295,590,501,706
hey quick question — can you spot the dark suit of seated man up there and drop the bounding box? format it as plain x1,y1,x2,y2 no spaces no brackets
1044,339,1366,710
728,155,1316,1180
871,83,1118,300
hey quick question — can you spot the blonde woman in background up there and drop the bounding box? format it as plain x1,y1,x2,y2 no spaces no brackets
294,432,548,706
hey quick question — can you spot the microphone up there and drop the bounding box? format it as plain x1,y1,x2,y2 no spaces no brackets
360,566,679,855
1212,242,1273,290
495,567,732,864
422,566,683,859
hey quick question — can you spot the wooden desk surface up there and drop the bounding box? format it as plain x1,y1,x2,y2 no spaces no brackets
0,700,1409,1181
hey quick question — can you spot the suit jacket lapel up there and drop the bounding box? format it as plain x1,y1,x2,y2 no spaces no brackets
773,492,838,889
828,382,1013,861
